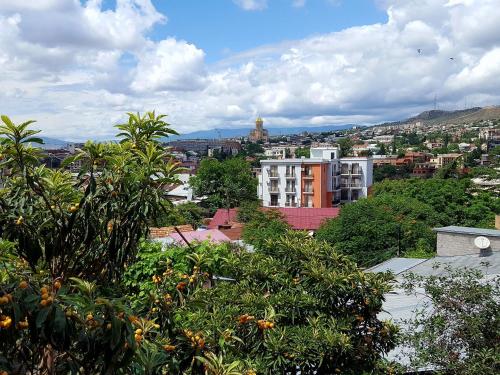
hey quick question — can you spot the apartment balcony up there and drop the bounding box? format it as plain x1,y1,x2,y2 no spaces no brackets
285,173,296,178
285,202,297,207
302,203,314,208
268,202,279,207
340,183,363,188
285,188,296,193
351,169,362,176
303,173,314,179
340,170,350,175
303,188,314,194
267,168,279,177
268,187,280,193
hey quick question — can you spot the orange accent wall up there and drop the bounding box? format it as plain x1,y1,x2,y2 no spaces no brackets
301,163,331,208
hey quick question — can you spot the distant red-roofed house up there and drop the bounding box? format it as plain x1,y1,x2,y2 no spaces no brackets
208,207,340,239
149,225,194,239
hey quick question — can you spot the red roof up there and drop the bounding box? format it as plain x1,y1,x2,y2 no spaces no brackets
208,209,239,229
208,207,340,231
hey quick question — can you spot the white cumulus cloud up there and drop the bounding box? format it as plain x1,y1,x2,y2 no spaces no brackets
131,39,207,92
1,0,500,140
232,0,268,11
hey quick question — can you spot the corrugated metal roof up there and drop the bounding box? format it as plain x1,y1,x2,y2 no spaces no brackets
366,257,428,275
399,251,500,277
368,252,500,278
434,225,500,237
376,252,500,369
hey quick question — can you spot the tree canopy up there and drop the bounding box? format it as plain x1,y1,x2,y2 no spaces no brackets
189,158,258,214
317,177,499,268
400,267,500,375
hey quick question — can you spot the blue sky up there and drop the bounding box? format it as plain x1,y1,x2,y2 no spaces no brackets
0,0,499,140
150,0,387,62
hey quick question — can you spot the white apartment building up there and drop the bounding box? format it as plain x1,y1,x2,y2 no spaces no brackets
258,147,373,208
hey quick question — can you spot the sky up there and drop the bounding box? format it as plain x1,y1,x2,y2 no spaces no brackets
1,0,500,141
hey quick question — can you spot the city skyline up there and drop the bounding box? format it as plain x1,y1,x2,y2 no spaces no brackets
1,0,500,140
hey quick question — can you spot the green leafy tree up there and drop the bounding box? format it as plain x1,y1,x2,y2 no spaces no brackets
242,210,290,250
241,143,264,157
316,195,439,267
377,144,387,155
400,267,500,375
190,158,257,214
142,232,398,374
156,202,208,229
338,138,354,157
0,271,141,374
294,147,310,158
373,165,398,182
236,201,261,223
373,178,499,228
0,113,181,282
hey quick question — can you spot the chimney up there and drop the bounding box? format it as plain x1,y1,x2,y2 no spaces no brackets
496,215,500,230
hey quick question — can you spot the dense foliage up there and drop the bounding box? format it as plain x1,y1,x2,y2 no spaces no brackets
128,232,398,374
156,202,208,229
122,240,232,309
373,178,499,228
189,158,257,214
0,113,181,282
241,210,291,250
316,195,438,267
400,267,500,374
373,165,412,182
0,112,400,374
317,178,499,267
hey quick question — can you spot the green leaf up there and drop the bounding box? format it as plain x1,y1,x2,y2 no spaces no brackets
53,307,66,334
110,316,123,350
36,306,51,328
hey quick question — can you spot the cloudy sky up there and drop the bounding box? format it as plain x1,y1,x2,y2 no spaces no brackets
1,0,499,140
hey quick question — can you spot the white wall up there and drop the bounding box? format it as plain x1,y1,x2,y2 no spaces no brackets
260,161,301,207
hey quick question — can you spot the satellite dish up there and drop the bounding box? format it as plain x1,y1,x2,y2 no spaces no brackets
474,236,490,250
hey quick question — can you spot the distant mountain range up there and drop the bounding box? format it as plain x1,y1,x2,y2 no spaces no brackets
373,106,500,128
37,105,500,145
38,137,71,149
167,124,356,140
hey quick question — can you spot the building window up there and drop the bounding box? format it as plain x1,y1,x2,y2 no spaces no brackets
286,180,296,192
341,164,349,174
303,195,313,208
304,165,313,177
269,166,278,177
304,181,313,193
269,181,279,192
351,190,359,201
286,165,295,177
270,194,279,206
351,163,361,174
341,189,349,201
286,195,296,207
